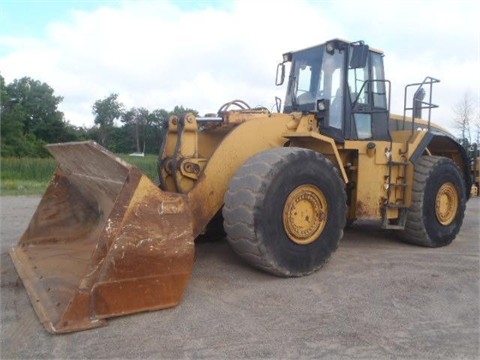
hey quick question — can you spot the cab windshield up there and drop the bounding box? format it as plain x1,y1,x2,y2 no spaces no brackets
283,44,344,123
284,45,323,113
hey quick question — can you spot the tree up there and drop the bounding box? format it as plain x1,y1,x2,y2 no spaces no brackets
119,107,187,155
92,93,124,147
1,76,75,157
121,107,150,153
453,91,475,146
7,77,66,141
148,108,169,154
87,102,198,155
1,75,31,156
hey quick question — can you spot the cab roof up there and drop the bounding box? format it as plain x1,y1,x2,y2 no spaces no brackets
285,38,384,57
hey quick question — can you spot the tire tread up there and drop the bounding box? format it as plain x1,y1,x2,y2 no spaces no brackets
401,156,466,247
223,147,346,276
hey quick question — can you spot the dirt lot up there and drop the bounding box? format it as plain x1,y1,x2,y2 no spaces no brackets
1,195,479,359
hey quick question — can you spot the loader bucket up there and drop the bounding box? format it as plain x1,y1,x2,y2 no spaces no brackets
9,141,195,333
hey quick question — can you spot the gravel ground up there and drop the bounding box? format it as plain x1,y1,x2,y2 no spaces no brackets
1,195,479,359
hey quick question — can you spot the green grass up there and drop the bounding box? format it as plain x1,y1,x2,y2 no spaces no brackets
0,179,52,195
118,154,159,181
1,154,159,196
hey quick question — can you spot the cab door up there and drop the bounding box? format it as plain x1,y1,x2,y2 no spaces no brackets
346,48,390,141
318,46,347,142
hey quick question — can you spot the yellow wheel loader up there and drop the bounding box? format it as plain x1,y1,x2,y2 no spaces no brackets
10,39,472,333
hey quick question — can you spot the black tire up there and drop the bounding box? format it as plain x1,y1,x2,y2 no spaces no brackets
401,156,466,247
222,148,347,277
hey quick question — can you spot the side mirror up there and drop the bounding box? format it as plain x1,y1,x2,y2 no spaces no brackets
275,62,285,86
349,43,369,69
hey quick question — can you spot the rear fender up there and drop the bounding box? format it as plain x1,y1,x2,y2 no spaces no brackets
411,133,472,199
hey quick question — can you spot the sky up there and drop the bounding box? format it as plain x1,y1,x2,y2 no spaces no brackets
1,0,479,134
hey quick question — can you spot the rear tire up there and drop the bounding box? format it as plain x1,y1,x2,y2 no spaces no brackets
223,148,347,277
401,156,466,247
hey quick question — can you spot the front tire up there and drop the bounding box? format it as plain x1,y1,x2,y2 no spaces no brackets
401,156,466,247
223,148,347,277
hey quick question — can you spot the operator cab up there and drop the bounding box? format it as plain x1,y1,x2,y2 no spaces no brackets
278,39,390,142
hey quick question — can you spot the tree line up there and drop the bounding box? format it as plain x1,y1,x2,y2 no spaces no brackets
0,75,197,157
1,75,478,158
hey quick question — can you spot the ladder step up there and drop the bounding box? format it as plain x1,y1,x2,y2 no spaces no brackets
388,161,409,166
389,183,408,187
386,204,408,209
383,224,406,230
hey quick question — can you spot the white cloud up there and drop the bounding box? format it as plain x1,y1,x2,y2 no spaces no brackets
0,0,478,134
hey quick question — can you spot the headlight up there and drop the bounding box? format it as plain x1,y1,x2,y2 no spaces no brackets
282,52,292,62
326,42,335,54
317,99,328,111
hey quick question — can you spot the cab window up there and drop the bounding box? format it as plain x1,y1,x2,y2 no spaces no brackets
348,55,369,105
371,53,387,109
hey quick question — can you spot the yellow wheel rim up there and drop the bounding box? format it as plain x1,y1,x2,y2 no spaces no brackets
435,182,459,226
283,185,327,245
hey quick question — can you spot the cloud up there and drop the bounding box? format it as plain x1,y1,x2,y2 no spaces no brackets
0,0,478,133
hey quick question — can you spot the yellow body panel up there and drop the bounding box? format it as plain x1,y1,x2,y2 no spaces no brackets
159,111,441,226
160,111,360,235
186,113,292,235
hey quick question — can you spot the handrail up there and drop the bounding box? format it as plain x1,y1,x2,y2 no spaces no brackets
402,76,440,135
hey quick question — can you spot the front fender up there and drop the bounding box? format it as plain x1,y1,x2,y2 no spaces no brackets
187,114,293,236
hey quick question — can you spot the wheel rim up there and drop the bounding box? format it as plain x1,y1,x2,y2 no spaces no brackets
435,182,458,226
283,185,327,245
